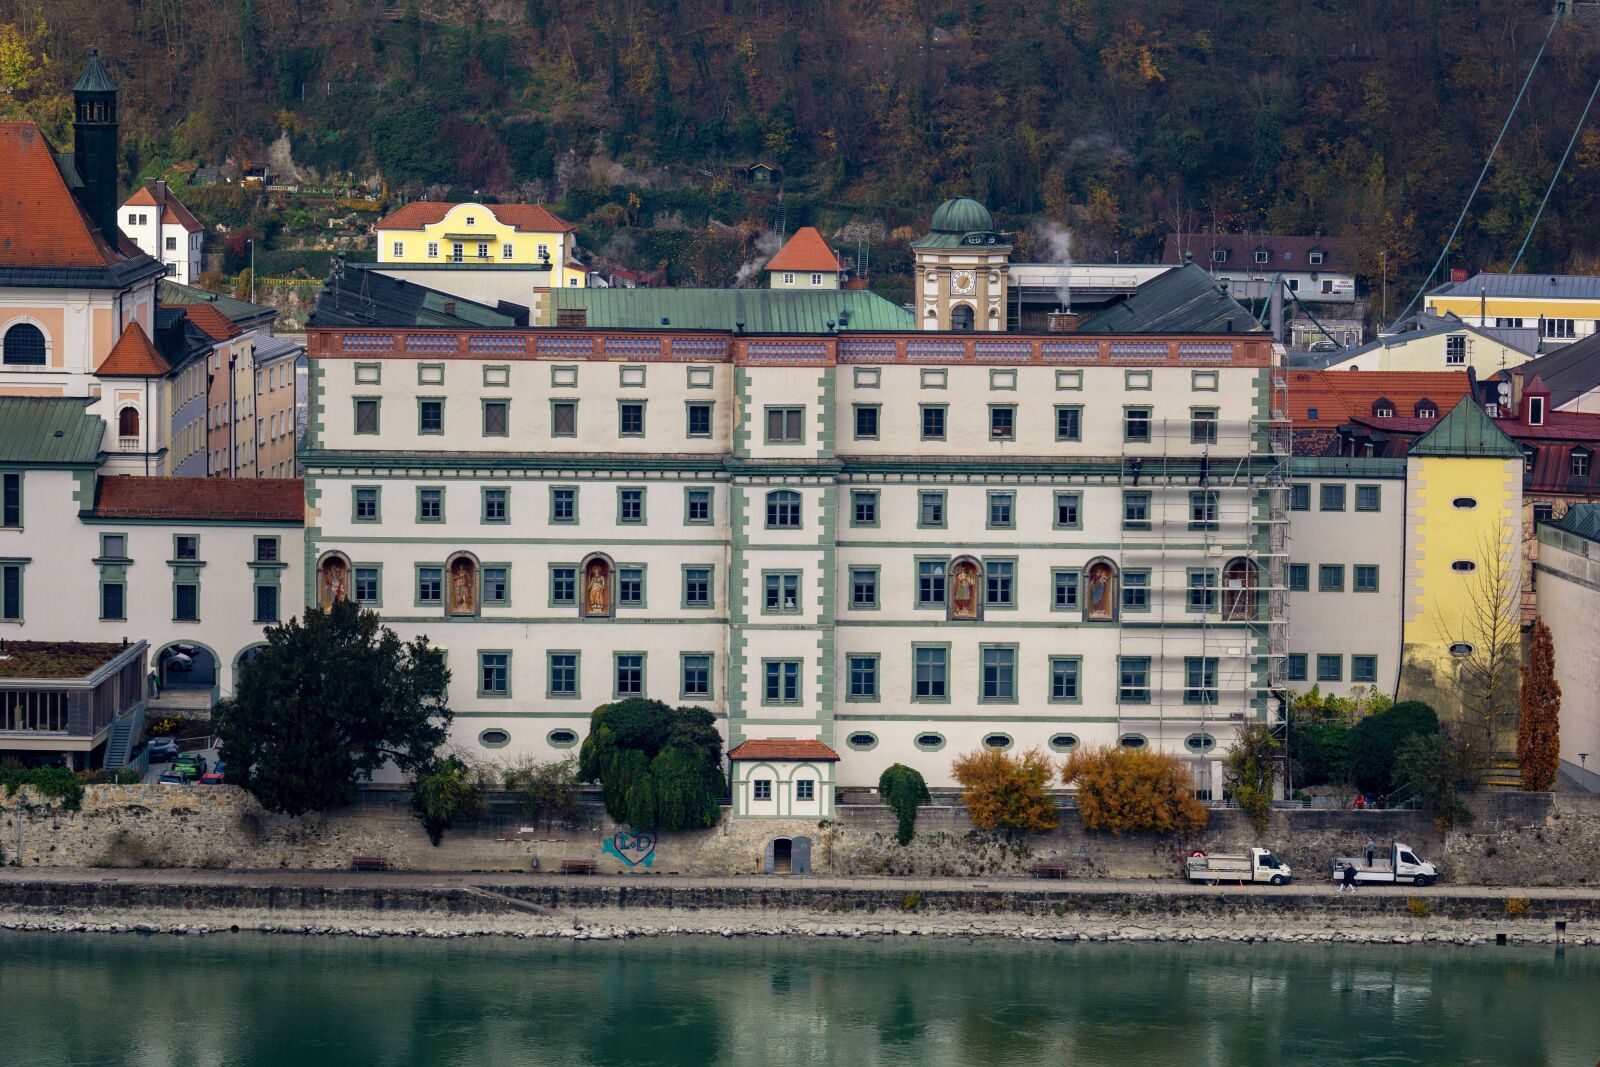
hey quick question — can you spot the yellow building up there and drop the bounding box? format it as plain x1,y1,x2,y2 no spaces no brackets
1425,273,1600,347
1397,401,1524,741
374,202,586,288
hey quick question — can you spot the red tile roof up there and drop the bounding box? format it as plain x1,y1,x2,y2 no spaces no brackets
764,227,842,274
1287,369,1471,425
180,303,240,341
375,201,577,234
0,122,123,268
124,180,204,234
1162,232,1351,272
93,476,305,522
726,739,841,762
97,321,171,377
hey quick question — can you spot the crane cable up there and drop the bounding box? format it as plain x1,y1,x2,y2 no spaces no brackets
1510,71,1600,273
1387,8,1561,329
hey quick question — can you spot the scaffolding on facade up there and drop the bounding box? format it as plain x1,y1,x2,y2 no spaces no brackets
1111,369,1292,799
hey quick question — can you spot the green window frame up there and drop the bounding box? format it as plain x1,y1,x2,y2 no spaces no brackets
762,570,802,614
99,579,124,621
1052,568,1079,611
1288,564,1309,591
1048,656,1082,703
850,489,879,528
1353,564,1379,593
1053,491,1081,530
1124,406,1152,443
98,532,128,560
481,487,510,524
1054,405,1082,442
1355,484,1381,512
353,396,380,435
478,651,511,698
1184,656,1218,705
617,565,646,608
682,565,713,609
549,485,578,525
1318,565,1345,592
416,565,444,606
685,401,714,438
846,654,880,702
987,491,1015,529
550,399,578,437
1352,655,1378,684
1,560,24,621
353,485,381,523
1290,484,1310,510
1,472,20,528
618,399,647,438
1320,484,1346,511
482,398,510,437
853,404,880,440
353,564,383,606
683,487,713,526
916,558,946,608
761,658,803,705
1186,568,1218,613
482,565,510,606
911,643,951,703
1122,570,1151,612
1190,408,1219,445
988,404,1016,441
547,651,580,699
1285,653,1308,682
417,486,445,523
849,566,879,610
979,644,1018,703
254,584,280,623
417,396,445,435
543,566,574,607
613,652,646,698
482,364,510,388
920,404,947,441
1122,491,1151,530
680,653,714,700
1316,654,1343,682
918,490,946,529
173,581,199,622
1117,656,1151,704
172,533,200,562
617,487,646,525
253,536,280,564
764,406,805,444
354,362,381,385
417,362,445,386
1188,490,1218,530
984,558,1016,608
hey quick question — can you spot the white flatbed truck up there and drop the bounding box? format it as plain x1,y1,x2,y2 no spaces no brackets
1330,841,1437,886
1185,847,1293,885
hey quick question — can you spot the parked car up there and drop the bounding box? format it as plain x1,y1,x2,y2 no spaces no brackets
172,753,208,780
146,738,180,763
1186,847,1293,886
162,645,200,672
1329,841,1438,886
156,771,191,786
1308,340,1341,353
199,771,225,786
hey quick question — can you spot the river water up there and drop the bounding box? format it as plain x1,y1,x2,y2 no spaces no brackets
1,932,1595,1066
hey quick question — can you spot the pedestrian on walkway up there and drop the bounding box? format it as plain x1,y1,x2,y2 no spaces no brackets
1341,863,1357,893
1365,839,1377,868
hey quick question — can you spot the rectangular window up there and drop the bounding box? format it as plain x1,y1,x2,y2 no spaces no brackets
254,585,279,623
754,572,797,616
917,560,947,606
476,242,489,259
418,399,444,435
681,654,712,698
427,242,438,259
1185,657,1218,705
1355,485,1381,512
1353,565,1379,593
854,405,880,440
685,488,713,525
100,581,124,620
1125,408,1152,443
920,405,947,440
1049,657,1082,702
618,488,645,525
483,488,509,524
174,535,198,561
848,655,879,700
417,567,443,604
913,645,948,701
918,491,946,528
502,243,514,260
1286,653,1308,682
753,779,772,802
1055,406,1082,442
614,654,644,696
550,566,577,606
354,398,380,435
1187,569,1218,612
1317,654,1343,682
796,780,815,802
686,402,713,438
1054,492,1081,530
980,646,1016,702
1290,484,1310,511
766,491,801,529
1352,655,1378,684
2,473,21,527
1191,409,1219,445
483,400,509,437
483,566,509,605
618,566,644,607
618,401,646,437
989,405,1016,441
479,652,510,697
763,660,801,704
1,563,20,620
766,406,804,443
1053,569,1080,610
551,400,577,437
549,653,578,697
1318,565,1345,592
173,583,198,621
1118,656,1151,703
836,567,871,612
851,489,878,527
392,241,403,257
1189,491,1218,530
1446,335,1466,364
1289,564,1309,591
254,537,279,563
985,560,1015,607
683,567,711,608
1122,491,1151,530
354,566,380,604
1122,571,1150,611
418,488,443,522
1320,484,1346,511
987,491,1015,529
550,486,577,524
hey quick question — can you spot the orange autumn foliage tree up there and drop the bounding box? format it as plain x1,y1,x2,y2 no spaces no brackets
1517,617,1561,791
950,748,1059,834
1060,746,1208,835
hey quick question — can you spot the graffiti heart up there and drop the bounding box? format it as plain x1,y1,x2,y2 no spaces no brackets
601,829,657,868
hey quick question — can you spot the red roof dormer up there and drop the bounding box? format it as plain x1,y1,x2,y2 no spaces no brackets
1524,373,1551,427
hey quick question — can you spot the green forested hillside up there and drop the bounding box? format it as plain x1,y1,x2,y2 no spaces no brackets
5,0,1600,300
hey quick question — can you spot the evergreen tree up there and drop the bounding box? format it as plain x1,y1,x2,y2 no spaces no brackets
877,764,930,846
578,698,723,830
1517,618,1561,791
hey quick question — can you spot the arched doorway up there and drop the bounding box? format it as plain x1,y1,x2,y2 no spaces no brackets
155,641,218,689
772,837,792,874
950,304,975,331
1222,558,1259,622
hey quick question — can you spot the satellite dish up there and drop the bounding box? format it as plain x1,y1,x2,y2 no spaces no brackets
1498,383,1511,399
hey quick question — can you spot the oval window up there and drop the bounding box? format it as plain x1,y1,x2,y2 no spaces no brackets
1119,734,1147,749
914,733,945,751
547,728,579,748
478,728,511,748
1451,560,1477,573
1185,733,1216,753
847,732,877,750
1449,642,1474,658
1452,497,1477,510
1049,733,1080,753
982,733,1012,750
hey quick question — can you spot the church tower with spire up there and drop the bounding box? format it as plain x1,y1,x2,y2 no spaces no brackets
72,49,121,244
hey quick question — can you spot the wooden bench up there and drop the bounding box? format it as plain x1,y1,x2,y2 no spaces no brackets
1030,862,1071,880
560,859,597,875
350,855,390,872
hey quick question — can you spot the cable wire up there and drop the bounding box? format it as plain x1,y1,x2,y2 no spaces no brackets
1511,71,1600,272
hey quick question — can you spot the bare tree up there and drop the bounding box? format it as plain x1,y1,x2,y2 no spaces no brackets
1437,530,1522,757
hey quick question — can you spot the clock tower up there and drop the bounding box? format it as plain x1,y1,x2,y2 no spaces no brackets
912,197,1011,332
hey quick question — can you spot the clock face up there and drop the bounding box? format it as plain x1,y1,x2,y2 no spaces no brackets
951,270,976,295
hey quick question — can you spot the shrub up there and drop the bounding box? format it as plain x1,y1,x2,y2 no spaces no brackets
1289,717,1353,787
1061,746,1207,835
577,698,723,831
410,756,483,846
1504,897,1529,917
1350,700,1439,796
1223,724,1278,836
501,756,582,829
0,765,85,810
1394,732,1482,829
878,764,930,846
899,893,922,912
951,748,1059,834
1406,897,1431,917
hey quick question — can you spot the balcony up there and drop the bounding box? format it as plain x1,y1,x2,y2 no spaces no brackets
117,436,141,452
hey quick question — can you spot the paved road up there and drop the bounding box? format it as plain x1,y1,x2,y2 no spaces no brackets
1,866,1595,900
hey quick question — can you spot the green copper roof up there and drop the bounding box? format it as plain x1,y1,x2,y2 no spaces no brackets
159,280,275,325
1077,263,1264,335
930,197,994,234
1548,503,1600,543
72,50,117,93
1408,397,1522,459
551,288,914,332
0,397,103,466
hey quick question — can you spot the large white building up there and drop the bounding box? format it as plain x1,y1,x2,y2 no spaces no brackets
120,180,203,285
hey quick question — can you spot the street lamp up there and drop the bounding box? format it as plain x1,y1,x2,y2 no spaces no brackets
247,238,256,303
